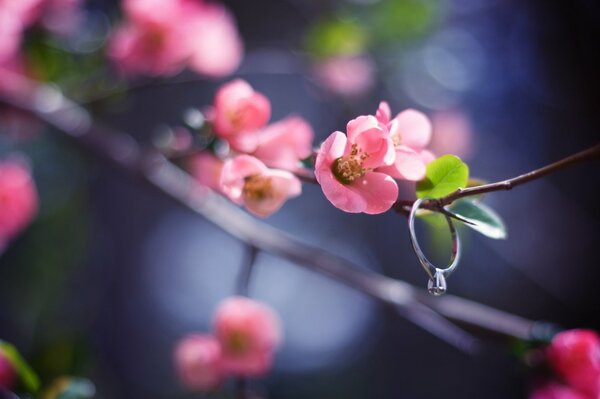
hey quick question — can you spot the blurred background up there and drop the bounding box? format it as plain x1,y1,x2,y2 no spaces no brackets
1,0,599,398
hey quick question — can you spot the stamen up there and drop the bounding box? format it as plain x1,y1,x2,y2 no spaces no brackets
332,144,370,184
243,175,273,200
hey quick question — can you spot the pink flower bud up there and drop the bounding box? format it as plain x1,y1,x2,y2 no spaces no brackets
0,159,38,252
252,116,314,170
0,350,15,389
213,297,282,377
547,329,600,398
530,383,589,399
220,155,301,218
174,334,222,392
213,80,271,152
314,115,398,214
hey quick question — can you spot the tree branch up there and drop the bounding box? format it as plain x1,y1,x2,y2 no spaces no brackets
1,81,561,350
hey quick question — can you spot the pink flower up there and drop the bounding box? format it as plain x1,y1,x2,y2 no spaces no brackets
0,8,23,65
187,2,242,78
108,21,189,77
213,80,271,152
530,383,590,399
252,116,314,170
213,296,282,377
547,330,600,398
220,155,301,218
375,102,434,181
0,159,38,252
314,115,398,214
189,152,224,193
108,0,242,78
313,55,375,97
174,334,222,392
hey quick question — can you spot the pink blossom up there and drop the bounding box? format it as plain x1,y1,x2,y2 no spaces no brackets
108,21,190,77
189,152,224,193
375,102,434,181
187,2,242,78
220,155,301,218
314,115,398,214
313,55,375,97
252,116,314,170
0,159,38,252
547,329,600,398
213,296,282,377
109,0,242,78
0,8,23,65
530,383,590,399
174,334,222,391
213,80,271,152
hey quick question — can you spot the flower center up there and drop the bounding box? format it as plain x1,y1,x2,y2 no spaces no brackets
332,144,369,184
226,330,251,355
243,175,273,200
392,132,402,147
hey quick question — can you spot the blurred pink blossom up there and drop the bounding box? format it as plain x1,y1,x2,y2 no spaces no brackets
0,350,15,389
429,109,475,160
315,115,398,214
313,55,375,97
0,159,38,253
189,152,224,193
109,0,242,78
187,3,243,78
174,334,222,392
40,0,83,37
213,296,282,377
252,115,314,170
547,330,600,398
213,79,271,152
375,102,434,181
0,8,23,64
220,155,301,217
530,383,590,399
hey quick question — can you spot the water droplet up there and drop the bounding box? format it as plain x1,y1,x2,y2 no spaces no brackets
427,270,447,296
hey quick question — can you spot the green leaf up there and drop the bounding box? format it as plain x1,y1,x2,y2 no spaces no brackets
305,18,367,59
416,155,469,199
43,377,96,399
449,199,507,239
0,340,40,393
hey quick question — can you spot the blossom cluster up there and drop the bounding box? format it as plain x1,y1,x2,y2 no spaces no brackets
174,296,282,391
191,79,313,217
108,0,242,78
191,79,437,217
0,159,38,253
531,329,600,399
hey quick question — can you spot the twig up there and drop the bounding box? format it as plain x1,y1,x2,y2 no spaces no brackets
236,246,259,297
1,82,565,348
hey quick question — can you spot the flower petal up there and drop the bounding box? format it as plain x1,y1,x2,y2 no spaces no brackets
349,172,398,214
389,109,431,149
317,169,367,213
393,146,427,181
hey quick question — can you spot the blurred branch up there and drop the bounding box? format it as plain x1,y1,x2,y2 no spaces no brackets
237,246,259,297
1,78,554,352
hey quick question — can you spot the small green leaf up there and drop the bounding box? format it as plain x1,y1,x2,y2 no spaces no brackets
416,155,469,199
305,18,367,59
0,340,40,393
449,199,507,239
43,377,96,399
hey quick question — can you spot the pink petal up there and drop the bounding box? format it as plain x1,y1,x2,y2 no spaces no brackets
389,109,432,150
350,172,398,214
315,131,348,169
316,170,368,213
220,155,267,203
351,127,395,169
346,115,380,143
375,101,391,125
253,116,314,170
393,146,427,181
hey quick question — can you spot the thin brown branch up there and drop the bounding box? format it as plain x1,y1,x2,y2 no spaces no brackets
1,81,556,348
393,144,600,212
